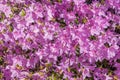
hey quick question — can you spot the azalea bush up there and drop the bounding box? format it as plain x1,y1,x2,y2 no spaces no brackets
0,0,120,80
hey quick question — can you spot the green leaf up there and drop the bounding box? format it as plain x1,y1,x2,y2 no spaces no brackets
8,23,14,32
101,59,109,68
57,0,62,3
82,17,87,24
11,6,20,15
75,44,80,57
0,57,4,65
74,18,79,24
84,76,94,80
96,59,110,68
98,0,105,5
0,72,3,79
0,12,6,22
9,14,14,18
95,60,101,68
45,63,52,69
47,71,63,80
20,9,26,17
89,35,97,41
115,25,120,34
56,18,66,28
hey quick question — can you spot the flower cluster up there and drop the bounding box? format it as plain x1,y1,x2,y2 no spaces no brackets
0,0,120,80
